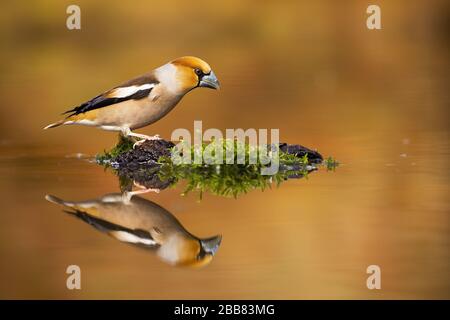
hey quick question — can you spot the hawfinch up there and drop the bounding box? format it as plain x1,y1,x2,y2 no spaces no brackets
45,193,222,267
44,56,219,145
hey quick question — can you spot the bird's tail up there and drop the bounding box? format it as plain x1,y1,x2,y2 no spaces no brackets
45,194,98,215
43,120,65,130
45,194,70,206
45,194,81,209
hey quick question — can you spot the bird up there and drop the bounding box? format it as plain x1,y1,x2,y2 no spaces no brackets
45,193,222,267
44,56,220,146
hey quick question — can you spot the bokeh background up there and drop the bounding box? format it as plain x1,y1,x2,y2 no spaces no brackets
0,0,448,299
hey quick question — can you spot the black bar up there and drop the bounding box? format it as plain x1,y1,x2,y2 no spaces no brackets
1,300,447,319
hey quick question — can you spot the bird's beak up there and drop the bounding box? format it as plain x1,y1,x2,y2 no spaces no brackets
200,235,222,256
199,70,220,90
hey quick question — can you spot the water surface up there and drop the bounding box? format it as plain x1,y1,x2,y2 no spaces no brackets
0,130,448,299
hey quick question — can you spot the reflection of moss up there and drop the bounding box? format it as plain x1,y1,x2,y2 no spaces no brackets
158,159,310,199
323,156,339,171
96,136,338,198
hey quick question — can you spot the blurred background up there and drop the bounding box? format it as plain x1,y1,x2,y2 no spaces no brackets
0,0,448,299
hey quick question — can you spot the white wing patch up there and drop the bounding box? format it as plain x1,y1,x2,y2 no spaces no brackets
109,84,155,98
111,230,156,246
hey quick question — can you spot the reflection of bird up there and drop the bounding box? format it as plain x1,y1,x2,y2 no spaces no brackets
45,193,221,267
44,56,219,146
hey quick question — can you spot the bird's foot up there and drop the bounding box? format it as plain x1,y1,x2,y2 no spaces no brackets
132,135,162,149
133,139,146,149
122,187,160,203
147,134,161,141
133,181,160,191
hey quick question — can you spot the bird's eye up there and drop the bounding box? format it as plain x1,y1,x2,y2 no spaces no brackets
194,68,203,76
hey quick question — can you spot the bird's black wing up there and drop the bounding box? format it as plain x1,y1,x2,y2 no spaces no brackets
66,209,158,249
63,73,159,117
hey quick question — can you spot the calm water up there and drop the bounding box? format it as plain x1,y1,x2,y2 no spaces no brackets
0,130,448,299
0,1,448,299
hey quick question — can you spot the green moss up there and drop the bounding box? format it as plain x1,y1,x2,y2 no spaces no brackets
96,136,338,198
157,139,314,198
96,135,135,164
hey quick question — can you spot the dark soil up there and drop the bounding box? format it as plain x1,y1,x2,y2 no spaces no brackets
112,139,175,169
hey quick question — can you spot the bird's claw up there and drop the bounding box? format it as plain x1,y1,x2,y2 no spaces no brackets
149,134,161,140
122,187,161,203
133,139,146,149
133,181,160,194
132,135,162,149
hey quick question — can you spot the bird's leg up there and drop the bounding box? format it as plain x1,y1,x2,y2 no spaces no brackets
122,181,160,204
121,128,161,148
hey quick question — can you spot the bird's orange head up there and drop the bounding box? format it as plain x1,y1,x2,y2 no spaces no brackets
157,233,222,268
169,56,220,93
